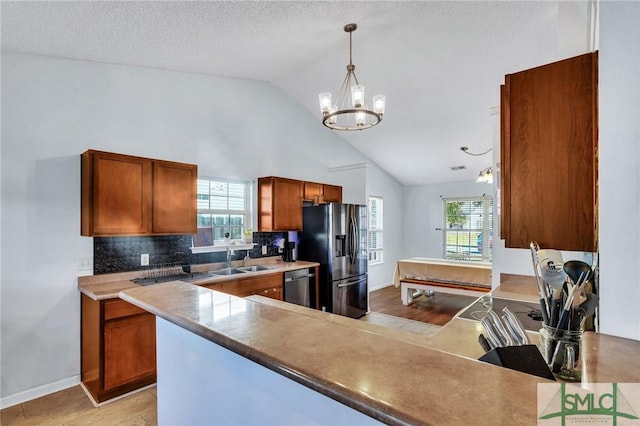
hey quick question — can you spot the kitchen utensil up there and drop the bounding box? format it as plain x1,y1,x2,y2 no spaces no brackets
480,317,504,348
501,313,524,345
478,334,492,353
556,271,587,331
563,260,593,286
501,307,530,345
529,242,550,325
577,293,599,320
549,289,564,327
487,309,515,346
537,249,564,273
541,267,566,290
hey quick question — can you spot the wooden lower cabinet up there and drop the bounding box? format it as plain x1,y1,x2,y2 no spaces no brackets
203,273,283,300
81,295,156,403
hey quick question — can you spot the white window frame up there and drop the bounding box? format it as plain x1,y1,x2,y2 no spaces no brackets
196,177,253,240
442,195,492,262
368,196,384,265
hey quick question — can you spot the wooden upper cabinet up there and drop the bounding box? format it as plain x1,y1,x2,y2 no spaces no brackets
500,52,598,252
152,160,197,234
258,177,303,231
303,182,323,202
82,151,152,235
322,184,342,203
303,182,342,203
81,150,197,236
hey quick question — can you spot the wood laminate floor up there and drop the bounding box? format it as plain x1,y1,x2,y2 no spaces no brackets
1,285,477,425
369,284,480,326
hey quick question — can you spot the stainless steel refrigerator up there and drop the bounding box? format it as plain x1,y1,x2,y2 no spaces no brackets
298,203,368,318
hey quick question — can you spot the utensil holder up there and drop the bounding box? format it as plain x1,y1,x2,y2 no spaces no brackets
478,345,555,380
539,324,582,381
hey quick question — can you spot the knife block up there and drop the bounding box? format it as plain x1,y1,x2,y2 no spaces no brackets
478,345,556,381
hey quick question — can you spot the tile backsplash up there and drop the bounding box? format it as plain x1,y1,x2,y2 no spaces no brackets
94,232,288,274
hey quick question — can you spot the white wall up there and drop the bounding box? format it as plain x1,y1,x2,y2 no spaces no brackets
598,1,640,340
0,52,402,405
403,181,490,259
366,165,404,291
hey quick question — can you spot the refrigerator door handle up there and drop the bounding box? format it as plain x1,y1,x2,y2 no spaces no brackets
336,277,367,288
348,209,358,265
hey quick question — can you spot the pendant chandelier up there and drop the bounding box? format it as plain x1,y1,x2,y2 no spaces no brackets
318,23,385,131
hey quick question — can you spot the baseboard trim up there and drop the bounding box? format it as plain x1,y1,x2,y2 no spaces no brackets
0,375,80,410
368,281,392,292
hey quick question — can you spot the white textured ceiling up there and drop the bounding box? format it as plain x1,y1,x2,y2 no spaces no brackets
1,1,593,185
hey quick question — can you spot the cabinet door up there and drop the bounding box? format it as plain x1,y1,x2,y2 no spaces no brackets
303,182,323,202
82,151,152,236
152,160,197,234
258,177,303,231
104,313,156,391
501,52,597,251
323,184,342,203
253,287,283,300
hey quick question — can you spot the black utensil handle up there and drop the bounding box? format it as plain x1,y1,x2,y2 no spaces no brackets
478,334,492,353
539,298,550,325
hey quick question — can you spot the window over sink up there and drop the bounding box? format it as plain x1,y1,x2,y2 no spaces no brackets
197,177,252,240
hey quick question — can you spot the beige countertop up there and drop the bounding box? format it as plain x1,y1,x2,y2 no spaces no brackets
120,280,553,425
78,259,319,300
582,331,640,383
88,266,639,423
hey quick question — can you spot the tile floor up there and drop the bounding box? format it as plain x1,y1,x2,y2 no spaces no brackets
361,311,442,336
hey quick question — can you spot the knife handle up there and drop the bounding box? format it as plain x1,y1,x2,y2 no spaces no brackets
478,334,492,353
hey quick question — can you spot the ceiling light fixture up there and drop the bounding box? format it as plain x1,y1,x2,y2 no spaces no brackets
476,166,493,184
319,23,385,131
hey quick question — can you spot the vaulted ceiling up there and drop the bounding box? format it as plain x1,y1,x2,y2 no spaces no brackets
1,1,595,185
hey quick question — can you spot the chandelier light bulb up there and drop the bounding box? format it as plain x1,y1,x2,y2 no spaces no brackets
373,95,386,115
328,106,338,125
319,93,332,114
355,110,366,126
351,85,365,108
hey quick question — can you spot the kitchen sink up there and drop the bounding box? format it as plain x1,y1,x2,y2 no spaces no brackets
209,267,247,276
236,265,273,272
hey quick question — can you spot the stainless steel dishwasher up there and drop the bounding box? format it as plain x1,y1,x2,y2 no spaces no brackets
283,268,315,308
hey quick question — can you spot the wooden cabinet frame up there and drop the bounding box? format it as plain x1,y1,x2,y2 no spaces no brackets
81,295,156,403
258,176,342,231
500,52,598,251
81,150,197,236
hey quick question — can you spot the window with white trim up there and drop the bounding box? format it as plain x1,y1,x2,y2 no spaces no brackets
368,196,383,265
442,196,492,262
197,178,252,240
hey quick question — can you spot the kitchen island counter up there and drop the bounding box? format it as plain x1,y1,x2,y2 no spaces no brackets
120,280,551,425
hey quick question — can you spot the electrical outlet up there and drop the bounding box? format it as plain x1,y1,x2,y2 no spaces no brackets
141,253,149,266
78,257,93,271
261,245,268,255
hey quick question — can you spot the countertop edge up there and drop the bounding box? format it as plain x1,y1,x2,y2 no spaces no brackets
79,260,319,300
119,282,552,425
119,286,422,426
